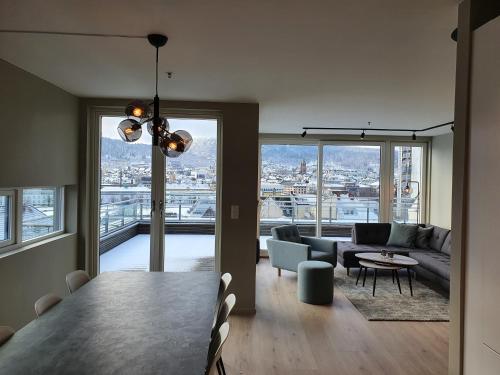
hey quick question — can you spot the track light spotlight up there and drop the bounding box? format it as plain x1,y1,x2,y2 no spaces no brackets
301,130,307,137
360,130,365,139
451,124,455,132
412,132,416,141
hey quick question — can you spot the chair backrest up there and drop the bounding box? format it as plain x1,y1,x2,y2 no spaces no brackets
0,326,15,347
271,225,302,243
66,270,90,294
206,322,230,375
212,294,236,337
214,273,232,314
35,293,62,318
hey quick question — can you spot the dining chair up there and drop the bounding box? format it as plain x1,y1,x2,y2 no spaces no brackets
66,270,90,294
0,326,15,347
34,293,62,317
211,293,236,375
206,322,230,375
213,273,232,327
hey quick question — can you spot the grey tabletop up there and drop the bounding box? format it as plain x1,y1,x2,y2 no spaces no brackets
0,271,220,375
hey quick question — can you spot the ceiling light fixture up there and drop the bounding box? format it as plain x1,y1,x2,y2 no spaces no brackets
360,130,365,140
301,130,307,138
412,132,416,141
117,34,192,157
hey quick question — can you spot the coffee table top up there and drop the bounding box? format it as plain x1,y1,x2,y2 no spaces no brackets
355,252,418,266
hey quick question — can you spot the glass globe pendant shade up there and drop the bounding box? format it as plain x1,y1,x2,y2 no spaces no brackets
117,119,143,142
125,100,152,120
147,117,170,137
159,130,193,157
404,183,411,194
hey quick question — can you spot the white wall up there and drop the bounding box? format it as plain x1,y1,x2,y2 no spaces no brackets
430,133,453,228
0,60,80,329
463,16,500,374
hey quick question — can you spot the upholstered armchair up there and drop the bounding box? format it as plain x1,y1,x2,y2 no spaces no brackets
266,225,337,276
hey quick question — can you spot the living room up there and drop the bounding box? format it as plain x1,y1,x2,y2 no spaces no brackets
1,1,499,375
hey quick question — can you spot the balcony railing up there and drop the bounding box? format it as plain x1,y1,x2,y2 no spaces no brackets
100,194,217,238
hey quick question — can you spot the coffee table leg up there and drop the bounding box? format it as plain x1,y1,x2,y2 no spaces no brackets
392,270,395,284
395,269,402,294
362,267,368,287
407,267,413,296
356,266,363,285
372,268,377,296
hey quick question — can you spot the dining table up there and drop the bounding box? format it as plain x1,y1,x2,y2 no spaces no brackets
0,271,221,375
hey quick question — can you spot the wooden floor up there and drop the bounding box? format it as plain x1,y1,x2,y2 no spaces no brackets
223,258,449,375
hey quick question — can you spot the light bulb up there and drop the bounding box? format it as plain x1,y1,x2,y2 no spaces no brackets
132,107,144,117
168,141,178,150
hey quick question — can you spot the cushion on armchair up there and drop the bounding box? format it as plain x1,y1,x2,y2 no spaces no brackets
271,225,302,243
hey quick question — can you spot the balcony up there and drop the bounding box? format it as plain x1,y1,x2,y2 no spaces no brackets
98,192,420,272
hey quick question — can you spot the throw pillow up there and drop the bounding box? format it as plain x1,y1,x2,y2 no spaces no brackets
415,226,433,249
386,222,419,248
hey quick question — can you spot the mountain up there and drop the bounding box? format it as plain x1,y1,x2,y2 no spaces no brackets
101,137,217,167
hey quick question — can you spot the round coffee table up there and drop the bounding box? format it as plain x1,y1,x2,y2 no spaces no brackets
355,253,419,296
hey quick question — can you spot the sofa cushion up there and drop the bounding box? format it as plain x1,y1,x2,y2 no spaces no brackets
386,222,419,248
409,251,450,280
441,232,452,255
429,226,450,251
271,225,302,243
352,223,392,245
415,226,433,249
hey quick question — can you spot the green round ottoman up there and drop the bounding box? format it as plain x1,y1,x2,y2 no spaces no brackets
297,261,333,305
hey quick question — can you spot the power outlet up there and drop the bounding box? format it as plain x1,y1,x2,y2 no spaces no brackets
230,205,239,219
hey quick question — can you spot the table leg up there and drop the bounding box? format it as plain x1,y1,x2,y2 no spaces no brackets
395,269,402,294
392,270,395,284
356,266,363,285
362,267,368,287
407,267,413,296
372,268,377,296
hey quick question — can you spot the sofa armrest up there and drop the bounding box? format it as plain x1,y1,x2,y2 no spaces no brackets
266,239,311,272
301,236,337,256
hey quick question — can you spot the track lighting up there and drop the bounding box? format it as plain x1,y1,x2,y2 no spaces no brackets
301,130,307,138
360,130,365,140
117,34,193,157
451,124,455,132
412,132,416,141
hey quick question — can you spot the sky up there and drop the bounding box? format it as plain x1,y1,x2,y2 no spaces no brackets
101,116,217,144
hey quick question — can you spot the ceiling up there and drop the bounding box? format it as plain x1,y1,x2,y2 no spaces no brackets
0,0,458,135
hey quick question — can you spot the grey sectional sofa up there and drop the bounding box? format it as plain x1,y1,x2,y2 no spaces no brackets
337,223,451,292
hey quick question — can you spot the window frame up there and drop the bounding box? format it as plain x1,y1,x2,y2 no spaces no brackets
0,186,65,255
0,189,16,248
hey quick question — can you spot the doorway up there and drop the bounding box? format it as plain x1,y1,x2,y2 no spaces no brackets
97,115,219,273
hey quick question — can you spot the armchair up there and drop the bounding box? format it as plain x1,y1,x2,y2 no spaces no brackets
266,225,337,276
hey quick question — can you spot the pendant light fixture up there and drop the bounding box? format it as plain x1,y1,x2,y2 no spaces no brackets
117,34,193,157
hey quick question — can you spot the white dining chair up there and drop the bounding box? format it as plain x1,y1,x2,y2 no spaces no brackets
206,322,230,375
212,293,236,375
213,273,232,324
34,293,62,317
0,326,15,346
66,270,90,294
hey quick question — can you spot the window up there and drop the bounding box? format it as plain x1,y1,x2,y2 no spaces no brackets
0,187,64,252
260,144,318,235
22,187,63,241
392,145,424,224
322,145,381,226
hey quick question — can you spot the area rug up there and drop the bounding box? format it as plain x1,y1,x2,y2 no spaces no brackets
335,267,449,321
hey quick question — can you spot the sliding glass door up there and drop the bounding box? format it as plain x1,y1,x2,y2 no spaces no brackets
99,116,152,272
163,118,218,272
97,114,220,273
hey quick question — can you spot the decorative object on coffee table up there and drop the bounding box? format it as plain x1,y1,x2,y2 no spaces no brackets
355,252,419,296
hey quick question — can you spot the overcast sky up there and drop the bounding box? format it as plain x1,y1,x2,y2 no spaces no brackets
101,116,217,144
